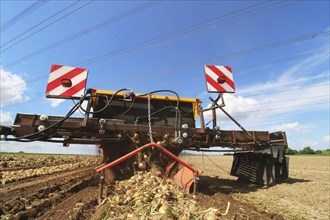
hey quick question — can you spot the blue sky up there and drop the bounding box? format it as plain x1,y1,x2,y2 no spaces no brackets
0,0,329,154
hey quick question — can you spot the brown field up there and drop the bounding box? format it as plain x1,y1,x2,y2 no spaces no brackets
182,155,330,220
0,153,329,219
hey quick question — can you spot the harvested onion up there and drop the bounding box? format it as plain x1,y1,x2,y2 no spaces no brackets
102,170,223,219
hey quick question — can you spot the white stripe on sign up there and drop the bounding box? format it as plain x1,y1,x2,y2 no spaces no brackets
49,72,87,95
48,66,76,83
217,66,233,81
73,88,85,98
205,68,220,82
219,82,234,92
48,83,67,95
207,82,217,92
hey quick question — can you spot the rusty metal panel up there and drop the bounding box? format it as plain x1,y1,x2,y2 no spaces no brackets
166,161,202,193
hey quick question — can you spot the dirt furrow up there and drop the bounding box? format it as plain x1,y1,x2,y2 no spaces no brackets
0,166,99,219
37,187,99,220
1,165,96,192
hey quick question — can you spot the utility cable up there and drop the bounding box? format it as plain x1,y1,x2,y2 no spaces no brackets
1,1,80,49
75,1,285,66
1,0,94,54
1,0,49,32
110,30,329,84
142,49,330,89
5,1,280,67
13,30,329,87
4,1,161,64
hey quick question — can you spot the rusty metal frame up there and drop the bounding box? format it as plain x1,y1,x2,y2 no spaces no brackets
95,143,201,195
2,113,272,150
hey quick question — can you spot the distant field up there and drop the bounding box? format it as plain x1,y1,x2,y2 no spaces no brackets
182,155,330,220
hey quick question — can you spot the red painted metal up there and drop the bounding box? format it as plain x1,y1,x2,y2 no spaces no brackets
166,161,202,193
95,143,198,175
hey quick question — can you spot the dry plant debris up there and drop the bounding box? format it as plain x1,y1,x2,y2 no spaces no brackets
102,170,224,220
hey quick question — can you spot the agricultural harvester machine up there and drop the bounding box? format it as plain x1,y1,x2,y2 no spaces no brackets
0,64,289,197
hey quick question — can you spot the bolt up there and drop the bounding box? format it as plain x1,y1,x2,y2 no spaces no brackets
40,115,49,121
38,125,45,131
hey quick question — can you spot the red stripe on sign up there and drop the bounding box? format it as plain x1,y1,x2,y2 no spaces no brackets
224,66,232,73
207,65,235,90
50,64,63,73
59,79,87,97
46,68,86,93
205,74,225,92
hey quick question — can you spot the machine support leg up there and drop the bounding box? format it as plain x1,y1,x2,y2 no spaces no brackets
193,170,198,195
199,105,206,133
98,169,105,204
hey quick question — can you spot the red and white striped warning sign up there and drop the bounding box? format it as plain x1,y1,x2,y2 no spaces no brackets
204,65,235,93
45,64,88,99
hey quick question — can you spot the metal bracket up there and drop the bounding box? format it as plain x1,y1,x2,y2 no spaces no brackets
99,118,106,134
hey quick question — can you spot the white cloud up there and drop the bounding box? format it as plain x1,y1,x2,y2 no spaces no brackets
202,93,265,128
230,53,328,122
48,98,65,107
0,67,29,107
323,135,330,143
237,51,329,97
270,122,300,132
0,111,12,125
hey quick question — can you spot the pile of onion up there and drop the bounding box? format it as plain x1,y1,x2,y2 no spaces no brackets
102,170,223,219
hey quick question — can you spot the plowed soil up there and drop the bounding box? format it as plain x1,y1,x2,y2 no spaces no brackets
1,154,328,219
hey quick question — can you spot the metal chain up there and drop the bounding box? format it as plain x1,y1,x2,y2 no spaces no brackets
147,93,154,143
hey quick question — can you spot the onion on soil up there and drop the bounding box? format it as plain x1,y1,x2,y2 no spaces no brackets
102,170,223,220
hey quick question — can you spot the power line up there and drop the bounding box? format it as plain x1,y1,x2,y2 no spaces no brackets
13,29,329,87
5,1,282,68
125,49,330,89
75,1,286,66
11,47,330,92
1,0,94,54
1,0,49,32
91,32,329,88
4,1,161,65
1,1,80,49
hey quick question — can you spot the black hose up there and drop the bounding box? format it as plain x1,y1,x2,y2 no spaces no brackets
10,88,131,141
138,90,181,136
78,88,132,114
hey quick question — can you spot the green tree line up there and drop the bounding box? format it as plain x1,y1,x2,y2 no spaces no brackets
286,147,330,155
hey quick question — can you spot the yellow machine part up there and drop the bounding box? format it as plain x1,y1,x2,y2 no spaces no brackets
91,89,202,120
